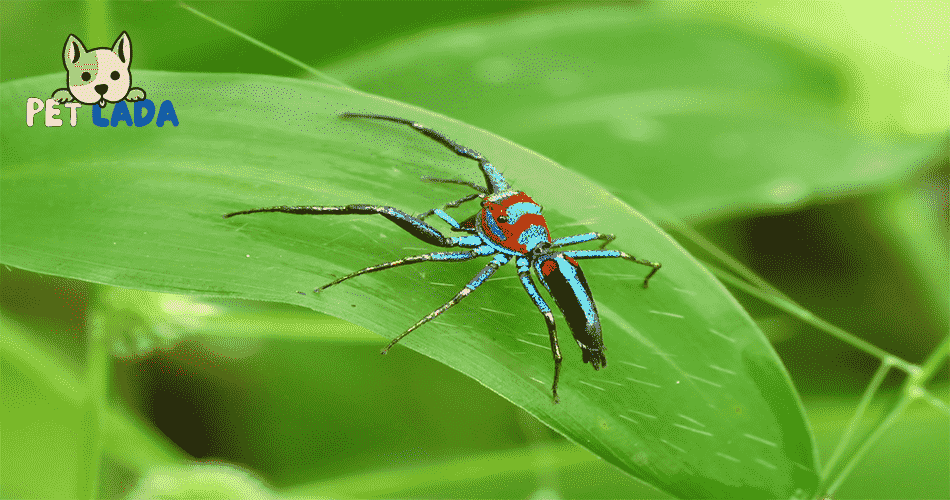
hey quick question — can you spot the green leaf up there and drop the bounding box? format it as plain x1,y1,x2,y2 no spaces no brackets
127,463,276,500
324,5,944,219
1,72,817,498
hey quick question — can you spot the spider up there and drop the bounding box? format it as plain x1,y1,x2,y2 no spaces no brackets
223,113,661,402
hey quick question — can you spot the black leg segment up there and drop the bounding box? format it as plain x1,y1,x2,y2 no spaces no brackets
420,177,489,194
316,250,481,292
518,269,563,403
223,204,457,248
417,192,483,221
563,249,662,288
341,113,512,194
381,256,509,354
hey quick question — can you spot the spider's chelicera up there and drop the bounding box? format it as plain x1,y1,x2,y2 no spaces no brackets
223,113,661,403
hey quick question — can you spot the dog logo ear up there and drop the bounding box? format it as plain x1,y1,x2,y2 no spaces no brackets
63,34,86,66
112,31,132,65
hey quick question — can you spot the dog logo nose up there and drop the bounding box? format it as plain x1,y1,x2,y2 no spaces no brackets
94,84,108,95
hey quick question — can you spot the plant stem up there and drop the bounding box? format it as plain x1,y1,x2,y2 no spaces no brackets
639,190,917,370
821,334,948,497
76,311,110,500
178,1,351,88
918,388,950,416
85,0,109,44
822,395,912,497
819,358,892,481
914,333,949,385
706,262,913,371
3,316,192,474
629,189,792,302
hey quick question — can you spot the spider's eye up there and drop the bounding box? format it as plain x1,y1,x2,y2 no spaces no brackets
81,72,91,81
497,215,509,224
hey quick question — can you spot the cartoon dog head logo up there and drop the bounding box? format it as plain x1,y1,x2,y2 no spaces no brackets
51,31,146,108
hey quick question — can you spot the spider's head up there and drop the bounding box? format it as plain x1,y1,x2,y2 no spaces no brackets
478,191,551,254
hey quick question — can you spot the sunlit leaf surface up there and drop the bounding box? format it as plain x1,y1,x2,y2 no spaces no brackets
1,72,818,498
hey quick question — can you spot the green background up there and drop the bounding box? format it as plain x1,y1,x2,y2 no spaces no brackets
2,2,947,499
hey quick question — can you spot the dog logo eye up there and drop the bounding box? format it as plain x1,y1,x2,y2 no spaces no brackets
111,71,120,80
81,72,91,82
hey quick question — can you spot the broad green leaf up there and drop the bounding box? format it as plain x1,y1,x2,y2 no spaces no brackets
127,464,276,500
324,5,944,220
1,72,817,498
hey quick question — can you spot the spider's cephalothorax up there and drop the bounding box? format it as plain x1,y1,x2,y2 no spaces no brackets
223,113,661,403
475,191,550,254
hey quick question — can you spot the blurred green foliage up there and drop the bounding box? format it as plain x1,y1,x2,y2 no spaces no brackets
1,2,947,499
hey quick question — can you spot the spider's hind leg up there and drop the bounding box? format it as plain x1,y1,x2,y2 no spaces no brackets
515,257,563,404
316,250,481,292
381,254,509,354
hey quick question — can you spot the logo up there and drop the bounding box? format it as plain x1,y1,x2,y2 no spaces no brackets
52,31,146,108
27,31,178,128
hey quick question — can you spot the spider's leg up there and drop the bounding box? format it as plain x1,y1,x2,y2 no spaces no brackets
418,193,483,221
550,232,616,250
341,113,512,194
516,257,562,404
561,249,661,288
223,204,456,248
381,253,510,354
317,249,485,292
420,177,489,194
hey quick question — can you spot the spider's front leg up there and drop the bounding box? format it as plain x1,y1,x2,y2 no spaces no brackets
223,203,458,247
563,249,662,288
416,177,488,221
341,113,512,194
551,232,616,250
417,193,483,221
223,203,486,291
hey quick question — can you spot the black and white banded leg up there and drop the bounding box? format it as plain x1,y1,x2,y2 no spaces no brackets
381,254,510,354
223,204,457,248
516,257,563,403
340,113,512,194
418,192,484,221
563,249,662,288
317,250,483,292
550,232,616,250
